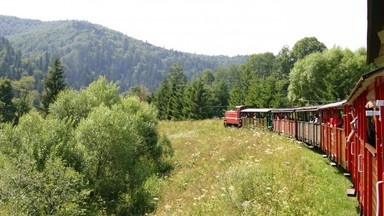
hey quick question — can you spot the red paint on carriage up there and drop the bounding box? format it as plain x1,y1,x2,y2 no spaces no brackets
224,106,245,127
346,68,384,215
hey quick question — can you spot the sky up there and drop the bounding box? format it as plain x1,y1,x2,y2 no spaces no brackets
1,0,367,56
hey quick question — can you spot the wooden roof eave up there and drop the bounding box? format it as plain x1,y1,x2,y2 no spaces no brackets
271,108,295,113
346,66,384,104
318,100,347,110
294,105,322,112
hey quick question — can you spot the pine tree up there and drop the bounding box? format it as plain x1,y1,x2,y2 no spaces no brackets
168,64,187,120
0,77,15,123
183,78,209,120
154,79,171,120
41,57,66,114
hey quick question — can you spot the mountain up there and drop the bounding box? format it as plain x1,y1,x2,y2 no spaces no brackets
0,15,248,91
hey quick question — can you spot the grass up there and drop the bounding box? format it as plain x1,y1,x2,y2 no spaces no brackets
151,119,359,215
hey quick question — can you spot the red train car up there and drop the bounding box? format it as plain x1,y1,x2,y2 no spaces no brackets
295,105,321,148
318,101,347,168
240,108,272,129
344,67,384,216
271,108,296,137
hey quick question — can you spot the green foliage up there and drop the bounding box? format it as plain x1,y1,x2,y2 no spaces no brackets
0,15,247,92
75,104,139,211
244,52,276,79
183,78,210,119
228,65,246,108
0,36,24,80
288,47,371,106
154,78,171,120
290,36,327,62
154,64,227,120
154,64,187,120
0,77,173,215
0,77,15,123
168,64,187,120
12,76,39,120
41,57,66,113
275,46,294,76
50,76,119,126
0,114,87,215
229,52,289,108
209,68,230,116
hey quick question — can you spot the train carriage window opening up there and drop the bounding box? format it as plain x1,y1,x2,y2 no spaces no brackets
336,111,344,128
346,114,357,145
314,114,320,124
365,100,378,148
365,101,377,148
366,113,376,148
298,112,303,121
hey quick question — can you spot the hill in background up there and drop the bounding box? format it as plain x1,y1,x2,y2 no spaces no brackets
0,15,248,92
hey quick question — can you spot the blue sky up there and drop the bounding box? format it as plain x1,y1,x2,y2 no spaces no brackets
1,0,366,56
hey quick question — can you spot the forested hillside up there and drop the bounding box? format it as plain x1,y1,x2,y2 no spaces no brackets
0,15,376,123
0,15,247,91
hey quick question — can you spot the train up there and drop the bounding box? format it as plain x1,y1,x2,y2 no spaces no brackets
224,66,384,215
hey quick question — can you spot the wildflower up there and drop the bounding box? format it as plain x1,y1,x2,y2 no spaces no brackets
165,205,172,211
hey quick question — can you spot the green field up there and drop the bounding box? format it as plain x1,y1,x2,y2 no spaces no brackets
151,119,359,215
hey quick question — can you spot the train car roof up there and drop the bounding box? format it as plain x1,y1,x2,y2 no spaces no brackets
318,100,347,110
294,105,322,112
241,108,271,113
271,108,295,113
347,66,384,103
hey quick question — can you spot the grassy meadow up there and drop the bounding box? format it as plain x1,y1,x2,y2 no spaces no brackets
151,119,359,215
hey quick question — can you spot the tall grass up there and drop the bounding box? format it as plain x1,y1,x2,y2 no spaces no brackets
151,119,359,215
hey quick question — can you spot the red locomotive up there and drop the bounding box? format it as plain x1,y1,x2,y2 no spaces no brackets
224,105,245,127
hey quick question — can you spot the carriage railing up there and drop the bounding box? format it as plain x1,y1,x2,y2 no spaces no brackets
242,117,270,129
272,119,295,137
297,121,322,147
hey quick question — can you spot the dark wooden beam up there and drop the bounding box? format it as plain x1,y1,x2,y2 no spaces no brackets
367,0,384,64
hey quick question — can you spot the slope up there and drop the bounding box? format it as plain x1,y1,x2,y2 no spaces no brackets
0,15,247,91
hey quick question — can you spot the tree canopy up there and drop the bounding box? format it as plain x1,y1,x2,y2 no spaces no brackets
0,77,15,123
0,76,173,215
288,47,371,106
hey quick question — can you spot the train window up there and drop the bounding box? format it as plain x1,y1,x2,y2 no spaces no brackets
366,114,376,148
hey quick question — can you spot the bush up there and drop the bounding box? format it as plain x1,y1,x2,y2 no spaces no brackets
0,77,173,215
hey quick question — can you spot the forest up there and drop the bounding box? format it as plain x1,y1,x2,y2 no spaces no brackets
0,15,378,215
0,15,247,92
152,37,374,120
